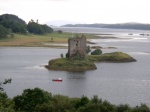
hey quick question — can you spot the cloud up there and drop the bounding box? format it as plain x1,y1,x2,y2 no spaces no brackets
1,0,150,24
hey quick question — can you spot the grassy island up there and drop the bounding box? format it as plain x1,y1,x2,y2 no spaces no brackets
88,52,136,62
46,52,136,72
45,58,97,71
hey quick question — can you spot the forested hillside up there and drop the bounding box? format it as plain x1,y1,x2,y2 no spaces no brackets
0,14,26,24
0,14,53,39
0,14,27,34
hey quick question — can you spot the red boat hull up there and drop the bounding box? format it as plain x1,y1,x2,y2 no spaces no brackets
52,79,62,82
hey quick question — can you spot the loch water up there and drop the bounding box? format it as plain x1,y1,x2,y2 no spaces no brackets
0,27,150,106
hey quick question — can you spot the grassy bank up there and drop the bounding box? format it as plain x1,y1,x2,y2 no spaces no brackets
46,58,97,71
0,32,97,47
88,52,136,62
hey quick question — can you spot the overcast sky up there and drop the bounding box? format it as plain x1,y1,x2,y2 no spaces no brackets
0,0,150,25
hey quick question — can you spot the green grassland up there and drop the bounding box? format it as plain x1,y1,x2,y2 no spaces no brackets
0,32,98,47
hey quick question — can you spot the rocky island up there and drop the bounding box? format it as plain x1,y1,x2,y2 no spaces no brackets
46,35,136,71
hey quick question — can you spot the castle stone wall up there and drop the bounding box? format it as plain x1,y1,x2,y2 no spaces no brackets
68,35,86,58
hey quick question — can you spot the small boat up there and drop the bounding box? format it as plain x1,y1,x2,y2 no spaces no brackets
52,78,62,82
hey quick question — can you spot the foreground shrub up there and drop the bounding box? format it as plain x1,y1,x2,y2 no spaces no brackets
13,88,52,112
0,25,9,38
0,87,150,112
91,49,102,55
0,92,15,112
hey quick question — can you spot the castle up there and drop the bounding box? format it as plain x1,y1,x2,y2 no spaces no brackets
68,35,86,59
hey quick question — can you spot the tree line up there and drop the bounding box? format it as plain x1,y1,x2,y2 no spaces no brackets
0,14,53,39
0,87,150,112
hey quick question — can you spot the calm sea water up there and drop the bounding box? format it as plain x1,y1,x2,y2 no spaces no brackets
0,27,150,106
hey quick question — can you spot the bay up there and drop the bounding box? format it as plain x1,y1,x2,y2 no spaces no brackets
0,27,150,106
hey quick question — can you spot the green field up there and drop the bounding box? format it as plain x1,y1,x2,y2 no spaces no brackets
0,32,97,47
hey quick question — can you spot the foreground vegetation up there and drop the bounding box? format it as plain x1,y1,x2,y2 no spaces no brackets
0,87,150,112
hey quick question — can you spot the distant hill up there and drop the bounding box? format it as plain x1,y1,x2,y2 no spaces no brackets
46,20,80,27
62,23,150,30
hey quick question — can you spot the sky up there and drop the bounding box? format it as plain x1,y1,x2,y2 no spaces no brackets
0,0,150,25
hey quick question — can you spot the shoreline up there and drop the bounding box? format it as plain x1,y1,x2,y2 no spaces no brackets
0,32,144,48
0,32,123,47
0,43,117,50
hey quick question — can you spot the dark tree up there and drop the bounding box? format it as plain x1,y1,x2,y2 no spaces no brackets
0,92,15,112
0,14,27,34
0,14,26,24
41,24,53,33
13,88,52,112
27,21,53,34
86,45,91,54
0,79,11,91
91,49,102,55
0,25,9,38
58,30,62,34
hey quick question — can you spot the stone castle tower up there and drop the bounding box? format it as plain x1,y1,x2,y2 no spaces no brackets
68,35,86,58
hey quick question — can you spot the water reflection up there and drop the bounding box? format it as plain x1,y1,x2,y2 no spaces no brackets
65,71,88,97
67,71,86,79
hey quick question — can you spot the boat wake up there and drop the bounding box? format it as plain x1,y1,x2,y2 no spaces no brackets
24,65,46,70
